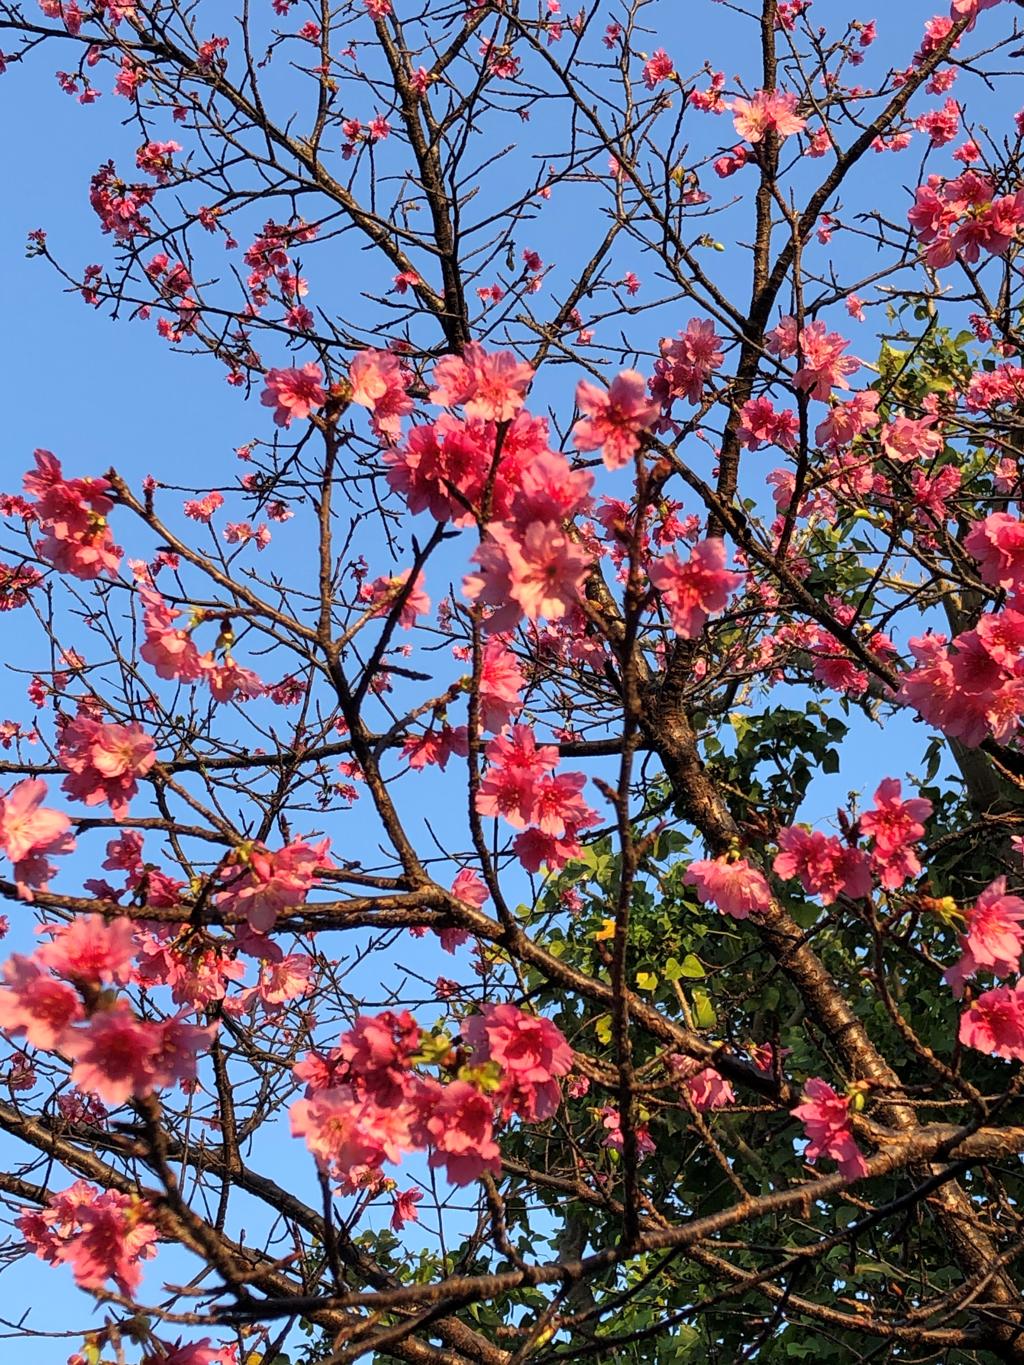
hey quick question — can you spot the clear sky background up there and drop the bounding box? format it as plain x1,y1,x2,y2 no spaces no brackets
0,1,1021,1359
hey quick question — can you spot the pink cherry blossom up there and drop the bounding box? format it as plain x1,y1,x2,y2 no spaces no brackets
674,1060,736,1112
390,1187,423,1230
791,1078,868,1180
260,363,326,427
463,1003,572,1121
510,448,593,524
792,322,860,401
451,867,489,907
651,320,724,408
464,521,591,631
142,1341,237,1365
737,396,799,451
35,913,136,986
476,725,560,829
340,1010,421,1106
773,826,872,905
648,539,743,638
215,837,331,933
418,1079,502,1185
58,712,156,819
880,415,943,463
349,349,415,443
959,982,1024,1061
641,49,674,89
859,778,932,891
730,89,807,143
965,512,1024,597
0,778,71,863
139,589,204,682
199,652,266,703
430,343,534,423
683,856,772,919
478,637,525,731
291,1082,419,1189
64,1001,216,1104
403,725,469,771
944,878,1024,996
599,1106,656,1159
18,1181,159,1296
23,449,122,580
359,568,431,629
0,954,83,1049
572,370,660,470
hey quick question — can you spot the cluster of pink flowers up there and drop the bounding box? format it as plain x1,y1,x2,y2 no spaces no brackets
944,877,1024,995
908,171,1024,269
650,319,725,412
790,321,861,401
791,1078,868,1180
641,48,674,90
859,778,932,891
737,396,799,452
18,1181,159,1295
403,724,469,771
292,1005,572,1190
0,778,75,897
478,637,525,732
960,982,1024,1061
387,408,550,526
773,825,871,905
89,160,153,239
964,363,1024,413
359,568,431,629
901,625,1024,748
0,559,43,611
65,999,217,1104
21,450,122,580
729,89,807,143
683,855,772,919
57,709,156,819
965,511,1024,596
260,363,326,427
599,1106,657,1159
430,342,534,424
476,726,598,871
350,348,415,442
463,1002,573,1120
0,914,217,1103
214,837,332,933
572,369,660,470
648,539,743,638
814,388,880,448
900,514,1024,749
463,451,594,632
140,1341,237,1365
139,588,266,703
670,1054,737,1113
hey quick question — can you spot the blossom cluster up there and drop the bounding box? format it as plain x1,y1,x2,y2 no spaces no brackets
291,1004,572,1190
0,914,217,1104
18,1180,159,1295
900,513,1024,747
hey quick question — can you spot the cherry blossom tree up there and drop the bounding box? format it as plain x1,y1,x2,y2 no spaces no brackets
3,0,1024,1361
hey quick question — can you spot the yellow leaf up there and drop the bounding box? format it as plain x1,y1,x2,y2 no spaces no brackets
594,918,616,941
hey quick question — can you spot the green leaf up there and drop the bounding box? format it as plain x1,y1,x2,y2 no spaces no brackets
664,953,705,981
692,988,717,1029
